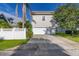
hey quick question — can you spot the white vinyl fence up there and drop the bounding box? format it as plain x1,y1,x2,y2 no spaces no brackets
0,28,26,40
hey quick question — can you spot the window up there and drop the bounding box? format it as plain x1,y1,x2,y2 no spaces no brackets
42,16,45,21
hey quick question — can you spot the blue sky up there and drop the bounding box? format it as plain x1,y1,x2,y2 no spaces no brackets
0,3,63,20
30,3,63,11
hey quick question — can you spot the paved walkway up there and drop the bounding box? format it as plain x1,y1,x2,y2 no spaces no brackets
0,35,79,56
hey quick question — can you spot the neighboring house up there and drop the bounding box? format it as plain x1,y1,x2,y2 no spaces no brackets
31,11,57,35
0,11,22,27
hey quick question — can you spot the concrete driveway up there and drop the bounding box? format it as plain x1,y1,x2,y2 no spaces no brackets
0,35,79,56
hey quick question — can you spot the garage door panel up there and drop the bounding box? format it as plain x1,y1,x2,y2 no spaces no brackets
33,28,56,35
33,28,46,34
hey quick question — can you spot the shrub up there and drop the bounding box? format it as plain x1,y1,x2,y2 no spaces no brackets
25,21,33,39
25,21,32,28
73,30,79,35
65,30,72,34
26,30,33,39
17,21,22,28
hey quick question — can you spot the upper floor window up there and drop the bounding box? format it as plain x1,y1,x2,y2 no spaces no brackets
42,16,45,21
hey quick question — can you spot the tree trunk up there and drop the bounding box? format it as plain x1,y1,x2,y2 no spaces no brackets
22,3,26,28
16,3,18,26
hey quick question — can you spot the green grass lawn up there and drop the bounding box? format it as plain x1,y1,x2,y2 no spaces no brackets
0,39,29,50
56,32,79,42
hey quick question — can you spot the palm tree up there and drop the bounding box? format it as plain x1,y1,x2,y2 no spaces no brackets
15,3,18,24
22,3,26,28
22,3,32,28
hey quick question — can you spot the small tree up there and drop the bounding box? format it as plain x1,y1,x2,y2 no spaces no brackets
54,4,79,35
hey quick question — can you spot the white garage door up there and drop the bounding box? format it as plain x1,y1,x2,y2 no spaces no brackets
33,28,56,35
33,28,46,34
